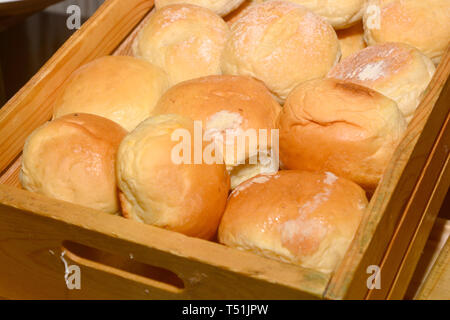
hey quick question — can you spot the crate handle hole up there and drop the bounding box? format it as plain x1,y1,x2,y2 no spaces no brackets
61,240,185,291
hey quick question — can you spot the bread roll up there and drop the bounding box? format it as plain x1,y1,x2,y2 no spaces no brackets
218,170,367,273
151,75,281,189
328,42,436,122
221,0,340,102
279,0,365,29
52,56,169,132
116,114,230,239
20,113,127,214
155,0,245,16
363,0,450,64
278,78,407,191
132,4,230,87
337,22,366,59
224,0,263,25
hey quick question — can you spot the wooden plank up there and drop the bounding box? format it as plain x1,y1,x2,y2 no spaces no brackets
365,109,450,299
404,219,450,299
0,185,329,299
326,47,450,300
387,154,450,299
415,237,450,300
0,0,154,175
0,155,21,188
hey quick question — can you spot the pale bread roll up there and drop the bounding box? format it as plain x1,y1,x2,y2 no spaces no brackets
328,42,436,122
221,0,341,102
363,0,450,64
116,114,230,240
155,0,245,16
132,4,230,87
337,22,366,59
278,0,365,29
278,78,407,191
218,170,367,274
20,113,127,214
52,56,169,131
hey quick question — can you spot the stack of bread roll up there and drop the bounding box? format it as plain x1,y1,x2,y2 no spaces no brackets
20,0,448,274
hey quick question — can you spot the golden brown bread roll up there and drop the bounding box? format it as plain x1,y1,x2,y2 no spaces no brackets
218,170,367,273
221,0,341,102
337,21,366,59
20,113,127,214
363,0,450,64
116,114,230,240
155,0,245,16
278,0,365,29
52,56,169,131
132,4,230,87
278,78,407,191
328,42,436,122
151,75,282,189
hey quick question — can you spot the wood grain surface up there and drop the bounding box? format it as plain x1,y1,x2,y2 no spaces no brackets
0,185,328,299
405,218,450,299
416,236,450,300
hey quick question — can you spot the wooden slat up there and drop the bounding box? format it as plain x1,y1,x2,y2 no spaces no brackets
326,47,450,300
405,219,450,299
0,155,22,188
416,237,450,300
0,0,154,175
365,106,450,299
0,0,61,17
387,153,450,299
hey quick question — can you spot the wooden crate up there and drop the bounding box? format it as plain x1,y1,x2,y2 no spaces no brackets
0,0,449,299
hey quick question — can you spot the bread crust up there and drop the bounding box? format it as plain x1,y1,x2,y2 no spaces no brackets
221,0,340,102
218,170,367,273
20,113,127,214
278,78,407,191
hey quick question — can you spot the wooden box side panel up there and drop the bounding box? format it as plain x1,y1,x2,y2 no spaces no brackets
0,185,328,299
416,231,450,300
326,48,450,300
405,218,450,299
